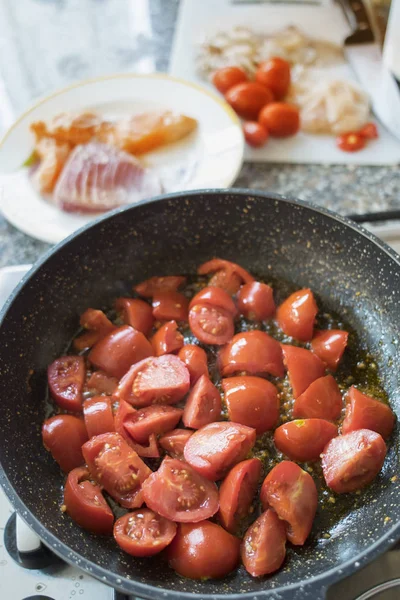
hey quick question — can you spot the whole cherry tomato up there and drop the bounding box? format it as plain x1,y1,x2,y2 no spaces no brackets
359,122,378,139
226,82,274,120
243,122,269,148
255,57,291,100
259,102,300,137
212,66,248,94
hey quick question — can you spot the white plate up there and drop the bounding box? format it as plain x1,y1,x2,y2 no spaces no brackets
0,73,244,244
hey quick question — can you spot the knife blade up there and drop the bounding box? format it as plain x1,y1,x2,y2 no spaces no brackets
337,0,400,142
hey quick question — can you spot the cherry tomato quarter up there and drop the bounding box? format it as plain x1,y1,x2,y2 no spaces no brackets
167,521,240,579
151,320,184,356
152,291,189,322
74,309,115,351
359,122,378,139
189,304,234,346
274,419,338,462
321,429,387,493
142,456,219,522
276,288,318,341
255,57,291,100
198,258,254,286
115,400,160,458
225,82,274,120
178,344,208,385
259,102,300,137
219,330,284,378
222,376,279,433
241,509,286,577
190,286,237,316
337,132,366,152
182,375,221,429
115,297,154,336
237,281,275,320
159,428,193,460
114,509,176,557
282,345,325,398
134,275,186,298
243,121,269,147
342,387,395,439
123,405,183,444
212,66,248,94
48,356,85,412
218,458,262,533
293,374,343,420
86,371,118,395
311,329,348,371
83,396,115,438
42,415,88,473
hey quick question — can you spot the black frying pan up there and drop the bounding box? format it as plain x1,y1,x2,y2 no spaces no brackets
0,189,399,600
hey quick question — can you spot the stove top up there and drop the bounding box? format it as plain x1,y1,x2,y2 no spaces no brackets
1,264,399,600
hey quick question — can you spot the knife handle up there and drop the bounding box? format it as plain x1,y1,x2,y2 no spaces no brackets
336,0,375,44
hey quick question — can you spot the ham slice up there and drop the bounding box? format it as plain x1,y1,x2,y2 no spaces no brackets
53,142,162,213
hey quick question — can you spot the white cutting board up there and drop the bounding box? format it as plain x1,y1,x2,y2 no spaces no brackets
169,0,400,165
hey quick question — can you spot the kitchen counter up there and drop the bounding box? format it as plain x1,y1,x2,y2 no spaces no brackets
0,0,399,268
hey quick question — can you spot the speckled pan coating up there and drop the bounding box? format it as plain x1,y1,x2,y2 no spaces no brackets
0,189,399,600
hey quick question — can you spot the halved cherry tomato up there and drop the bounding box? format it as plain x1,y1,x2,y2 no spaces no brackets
311,329,349,371
260,461,317,545
241,509,286,577
359,122,378,139
142,456,219,522
159,428,193,460
134,275,186,298
151,320,184,356
218,458,262,533
243,121,269,147
89,325,153,379
152,291,189,322
274,419,338,462
189,286,237,316
219,331,284,378
115,297,154,336
259,102,300,137
184,421,256,481
321,429,387,493
282,345,325,398
123,405,183,444
86,371,118,395
237,282,275,321
64,467,114,535
114,509,177,557
337,132,366,152
83,396,115,438
42,415,88,472
276,288,318,341
182,375,221,429
168,521,240,580
48,356,86,412
114,400,159,458
226,82,274,120
342,387,395,439
82,432,152,508
255,57,291,100
198,258,254,285
73,309,115,351
222,376,278,433
114,355,190,407
212,66,248,94
178,344,208,385
293,375,343,420
189,304,234,346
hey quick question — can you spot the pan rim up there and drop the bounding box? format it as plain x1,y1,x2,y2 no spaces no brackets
0,188,399,599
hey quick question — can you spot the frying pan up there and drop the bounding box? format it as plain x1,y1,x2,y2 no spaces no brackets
0,189,399,600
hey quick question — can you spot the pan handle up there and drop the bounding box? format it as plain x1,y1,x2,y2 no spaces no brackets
336,0,375,44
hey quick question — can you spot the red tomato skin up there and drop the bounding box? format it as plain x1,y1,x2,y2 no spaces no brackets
189,304,234,346
209,269,242,295
241,509,286,577
142,457,219,523
218,458,262,533
151,320,184,356
178,344,209,385
274,419,338,462
183,375,221,429
222,376,279,433
237,282,275,320
82,432,152,509
113,355,190,407
293,375,343,421
159,428,193,460
321,429,387,493
243,121,269,147
184,421,256,481
86,371,118,395
83,396,115,438
134,275,186,298
260,461,317,545
114,510,177,557
311,329,349,371
276,288,318,341
74,309,115,351
337,132,366,152
189,286,237,316
42,415,88,473
167,521,240,579
219,330,284,378
123,405,183,444
64,467,114,535
226,82,274,120
282,345,325,398
48,356,86,412
115,400,160,458
197,258,255,285
89,325,153,379
115,297,154,336
359,122,378,139
259,102,300,137
212,66,248,94
342,387,395,439
255,57,291,100
152,291,189,322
